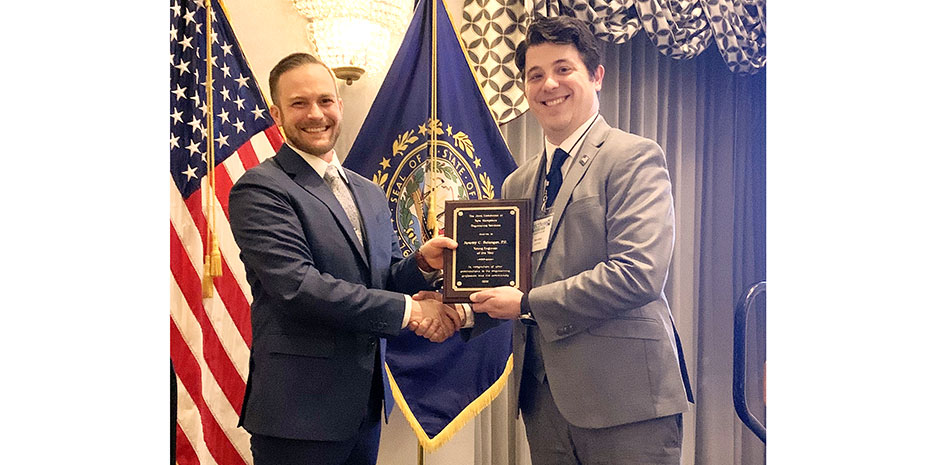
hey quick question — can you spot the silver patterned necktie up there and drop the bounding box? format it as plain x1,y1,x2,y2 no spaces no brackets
323,165,363,245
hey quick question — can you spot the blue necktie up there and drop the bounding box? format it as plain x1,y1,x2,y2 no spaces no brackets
545,148,568,208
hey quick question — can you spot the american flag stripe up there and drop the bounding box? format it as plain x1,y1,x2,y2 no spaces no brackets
175,423,202,465
184,193,208,244
170,320,221,463
204,173,254,344
179,168,252,304
235,141,260,171
213,224,253,311
172,178,250,367
233,128,279,172
172,281,243,465
170,180,205,262
172,288,252,463
170,225,248,411
171,228,248,410
212,165,236,219
223,154,249,185
172,319,247,465
209,259,252,350
171,169,258,461
204,285,250,380
260,126,282,158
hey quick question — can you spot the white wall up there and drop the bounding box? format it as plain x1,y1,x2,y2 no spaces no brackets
221,0,478,463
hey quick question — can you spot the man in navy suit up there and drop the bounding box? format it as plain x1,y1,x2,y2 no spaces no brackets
229,53,463,465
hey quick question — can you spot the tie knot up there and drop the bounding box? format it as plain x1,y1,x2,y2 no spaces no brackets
324,164,340,181
550,148,568,174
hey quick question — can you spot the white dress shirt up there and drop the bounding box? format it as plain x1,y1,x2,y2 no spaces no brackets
543,112,600,179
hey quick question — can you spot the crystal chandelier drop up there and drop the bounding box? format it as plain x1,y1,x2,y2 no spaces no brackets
291,0,412,85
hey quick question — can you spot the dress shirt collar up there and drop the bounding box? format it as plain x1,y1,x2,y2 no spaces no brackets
286,142,348,183
544,112,599,175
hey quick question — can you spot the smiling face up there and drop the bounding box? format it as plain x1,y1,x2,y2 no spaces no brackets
270,63,343,160
523,42,604,145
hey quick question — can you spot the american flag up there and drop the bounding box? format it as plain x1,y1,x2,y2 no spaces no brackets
170,0,281,463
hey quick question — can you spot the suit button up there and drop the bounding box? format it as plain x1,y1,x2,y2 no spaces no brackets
557,324,574,336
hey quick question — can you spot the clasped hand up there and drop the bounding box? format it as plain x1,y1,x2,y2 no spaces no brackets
408,291,463,343
405,236,461,342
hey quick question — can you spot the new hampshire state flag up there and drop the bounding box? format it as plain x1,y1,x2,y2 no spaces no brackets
343,0,517,450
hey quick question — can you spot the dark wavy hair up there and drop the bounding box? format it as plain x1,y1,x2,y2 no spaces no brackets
514,16,601,80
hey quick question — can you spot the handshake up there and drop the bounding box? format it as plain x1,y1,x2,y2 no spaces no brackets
401,236,464,343
407,291,464,343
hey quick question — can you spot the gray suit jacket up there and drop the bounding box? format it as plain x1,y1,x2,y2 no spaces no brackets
482,116,692,429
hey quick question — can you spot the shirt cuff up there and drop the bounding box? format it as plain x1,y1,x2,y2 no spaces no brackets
420,267,442,283
402,295,413,329
458,303,474,328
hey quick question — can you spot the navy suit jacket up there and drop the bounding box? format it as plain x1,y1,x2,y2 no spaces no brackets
229,145,432,441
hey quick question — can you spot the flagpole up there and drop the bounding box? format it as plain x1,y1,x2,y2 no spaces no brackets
419,4,438,457
425,0,439,239
418,4,437,458
202,0,221,297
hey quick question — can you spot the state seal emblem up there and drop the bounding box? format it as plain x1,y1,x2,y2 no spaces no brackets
370,118,496,256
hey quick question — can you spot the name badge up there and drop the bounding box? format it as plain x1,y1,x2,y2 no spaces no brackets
532,216,553,252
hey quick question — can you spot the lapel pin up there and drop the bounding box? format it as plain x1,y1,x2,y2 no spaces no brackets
580,154,589,165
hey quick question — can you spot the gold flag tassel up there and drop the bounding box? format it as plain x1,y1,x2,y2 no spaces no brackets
203,234,222,296
202,1,221,298
202,254,215,297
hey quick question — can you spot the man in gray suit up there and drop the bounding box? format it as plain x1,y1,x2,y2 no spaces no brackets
468,16,694,465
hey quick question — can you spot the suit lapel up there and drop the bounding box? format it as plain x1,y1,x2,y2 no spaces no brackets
535,118,609,275
274,147,369,268
527,152,550,275
519,154,545,216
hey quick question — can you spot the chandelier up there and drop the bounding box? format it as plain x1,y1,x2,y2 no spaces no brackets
291,0,412,85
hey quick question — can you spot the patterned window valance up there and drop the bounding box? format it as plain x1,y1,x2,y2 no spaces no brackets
700,0,766,73
531,0,765,73
459,0,765,124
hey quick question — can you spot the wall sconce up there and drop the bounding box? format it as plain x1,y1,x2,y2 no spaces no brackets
291,0,412,85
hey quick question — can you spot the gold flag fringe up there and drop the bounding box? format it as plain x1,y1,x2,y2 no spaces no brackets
385,354,513,452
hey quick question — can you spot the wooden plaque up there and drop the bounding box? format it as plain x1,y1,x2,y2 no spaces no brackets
442,199,532,303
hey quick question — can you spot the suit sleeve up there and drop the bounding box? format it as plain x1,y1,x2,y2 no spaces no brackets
229,169,410,338
529,139,676,342
376,188,437,295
